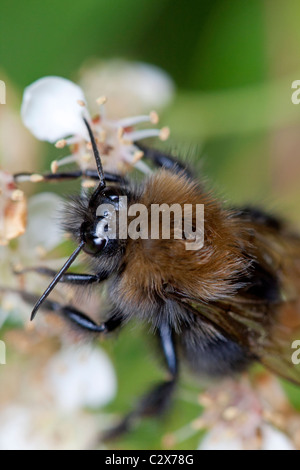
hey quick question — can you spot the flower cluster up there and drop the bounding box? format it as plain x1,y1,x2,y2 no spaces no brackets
21,73,171,179
0,171,27,246
163,374,299,450
0,61,175,450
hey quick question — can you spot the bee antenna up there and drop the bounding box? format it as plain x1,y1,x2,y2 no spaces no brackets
30,241,85,321
83,118,106,190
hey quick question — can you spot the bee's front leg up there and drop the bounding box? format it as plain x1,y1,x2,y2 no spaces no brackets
13,170,125,184
54,304,123,334
14,266,108,285
3,286,122,334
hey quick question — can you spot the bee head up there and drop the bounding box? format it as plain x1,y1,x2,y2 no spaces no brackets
30,119,126,320
80,186,123,256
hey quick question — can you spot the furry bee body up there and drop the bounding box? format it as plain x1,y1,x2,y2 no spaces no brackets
16,126,300,438
64,165,298,382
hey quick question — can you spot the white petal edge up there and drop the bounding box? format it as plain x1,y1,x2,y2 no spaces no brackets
21,76,89,143
0,406,48,450
20,192,64,251
128,62,175,109
199,428,244,451
199,424,295,451
262,424,295,451
45,345,117,413
80,59,175,116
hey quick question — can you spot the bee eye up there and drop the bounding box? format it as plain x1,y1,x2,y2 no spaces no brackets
103,187,120,204
109,195,119,202
81,222,107,255
83,234,106,255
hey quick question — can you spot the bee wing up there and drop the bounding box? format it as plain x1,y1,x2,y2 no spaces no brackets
257,299,300,385
178,295,300,385
174,216,300,384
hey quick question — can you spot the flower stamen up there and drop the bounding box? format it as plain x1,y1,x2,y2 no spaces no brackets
113,110,159,129
123,126,170,142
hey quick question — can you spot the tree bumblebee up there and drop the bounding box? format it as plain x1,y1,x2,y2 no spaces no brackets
14,118,300,439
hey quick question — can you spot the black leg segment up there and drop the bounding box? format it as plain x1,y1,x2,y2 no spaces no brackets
57,304,123,334
101,322,178,441
14,170,125,184
136,144,193,177
14,266,107,285
1,286,122,335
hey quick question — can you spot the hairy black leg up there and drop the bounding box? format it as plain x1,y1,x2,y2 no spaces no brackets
0,287,62,311
136,144,193,177
14,170,125,184
53,304,123,334
14,266,108,285
6,286,122,334
101,322,178,441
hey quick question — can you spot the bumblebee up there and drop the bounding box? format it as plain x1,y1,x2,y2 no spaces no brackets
14,119,300,438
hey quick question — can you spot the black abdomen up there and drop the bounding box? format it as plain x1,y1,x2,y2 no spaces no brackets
178,317,254,378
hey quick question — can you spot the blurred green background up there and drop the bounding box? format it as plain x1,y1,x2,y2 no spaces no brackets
1,0,300,450
1,0,300,217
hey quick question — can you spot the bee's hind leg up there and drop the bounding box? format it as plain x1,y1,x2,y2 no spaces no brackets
101,321,178,442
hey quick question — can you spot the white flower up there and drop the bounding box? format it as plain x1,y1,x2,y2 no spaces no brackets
20,192,63,252
20,73,171,176
0,406,48,450
199,423,295,451
79,59,175,118
0,405,100,450
0,170,27,246
199,426,244,451
193,379,297,451
0,192,65,326
21,77,89,143
1,191,64,273
44,345,117,413
262,425,295,451
0,77,40,174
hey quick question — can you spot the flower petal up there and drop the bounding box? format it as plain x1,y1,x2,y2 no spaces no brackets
20,192,64,252
199,423,295,450
262,424,295,451
0,171,27,245
21,77,89,142
199,427,244,451
80,59,175,118
45,345,117,413
0,406,46,450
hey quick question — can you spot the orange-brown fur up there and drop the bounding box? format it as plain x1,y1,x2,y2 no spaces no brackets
117,170,252,310
63,162,300,382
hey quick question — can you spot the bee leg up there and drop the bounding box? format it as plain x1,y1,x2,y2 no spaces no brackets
101,322,178,441
13,266,107,285
136,144,192,177
13,170,125,184
31,294,122,334
54,304,123,334
85,170,125,184
0,287,60,311
1,285,122,334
